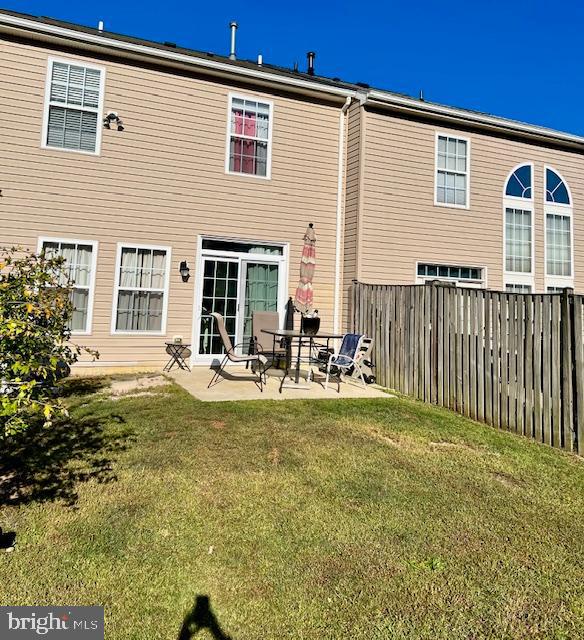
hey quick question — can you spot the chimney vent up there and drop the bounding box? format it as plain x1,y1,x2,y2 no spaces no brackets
257,54,263,66
306,51,316,76
97,20,104,32
229,21,238,60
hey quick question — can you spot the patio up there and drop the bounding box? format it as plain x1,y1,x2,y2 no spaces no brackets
168,365,391,401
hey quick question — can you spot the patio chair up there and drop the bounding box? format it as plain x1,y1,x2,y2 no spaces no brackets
207,312,268,391
324,333,367,392
251,311,288,369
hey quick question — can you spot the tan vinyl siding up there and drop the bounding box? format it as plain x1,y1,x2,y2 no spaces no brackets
0,38,342,366
358,108,584,292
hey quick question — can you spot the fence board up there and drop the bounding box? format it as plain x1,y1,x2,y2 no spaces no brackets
524,296,534,439
574,297,584,453
551,296,562,448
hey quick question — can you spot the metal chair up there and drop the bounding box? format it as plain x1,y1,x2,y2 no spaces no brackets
251,311,287,368
207,312,268,391
324,333,367,392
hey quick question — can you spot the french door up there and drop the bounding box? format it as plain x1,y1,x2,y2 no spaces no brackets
195,240,287,362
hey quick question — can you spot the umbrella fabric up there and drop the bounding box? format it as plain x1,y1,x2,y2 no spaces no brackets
294,224,316,315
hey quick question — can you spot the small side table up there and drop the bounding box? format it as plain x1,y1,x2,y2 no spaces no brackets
163,343,192,372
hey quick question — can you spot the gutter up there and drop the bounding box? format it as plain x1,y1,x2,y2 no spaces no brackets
0,12,356,102
366,90,584,150
333,96,353,334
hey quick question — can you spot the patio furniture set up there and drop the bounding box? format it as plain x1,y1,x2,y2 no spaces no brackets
206,310,375,393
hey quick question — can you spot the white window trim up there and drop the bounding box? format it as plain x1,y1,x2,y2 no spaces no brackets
503,164,535,290
434,131,471,210
190,235,289,366
111,242,172,336
414,261,487,288
544,165,574,291
37,236,99,336
41,56,106,156
224,92,274,180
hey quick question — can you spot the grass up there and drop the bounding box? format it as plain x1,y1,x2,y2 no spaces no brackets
1,376,584,639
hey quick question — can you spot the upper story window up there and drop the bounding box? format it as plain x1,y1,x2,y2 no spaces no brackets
505,164,532,199
546,168,571,204
39,237,98,334
226,94,273,178
545,167,573,287
503,164,534,289
42,58,105,155
435,134,469,208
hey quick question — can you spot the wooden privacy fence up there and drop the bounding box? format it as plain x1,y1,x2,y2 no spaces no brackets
351,281,584,454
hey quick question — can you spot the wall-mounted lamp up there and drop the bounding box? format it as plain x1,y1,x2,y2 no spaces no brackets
179,261,191,282
103,111,124,131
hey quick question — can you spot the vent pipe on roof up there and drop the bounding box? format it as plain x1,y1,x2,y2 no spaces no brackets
229,21,238,60
97,20,104,32
257,54,263,66
307,51,316,76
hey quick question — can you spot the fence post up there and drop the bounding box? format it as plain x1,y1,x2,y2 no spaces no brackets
562,288,575,451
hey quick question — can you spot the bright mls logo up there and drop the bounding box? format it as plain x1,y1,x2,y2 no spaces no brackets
1,607,104,639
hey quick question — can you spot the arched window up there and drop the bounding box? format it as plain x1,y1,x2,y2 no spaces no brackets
545,166,573,291
546,168,570,205
505,164,532,199
503,164,534,291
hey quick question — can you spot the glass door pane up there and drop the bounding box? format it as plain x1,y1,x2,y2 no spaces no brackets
241,261,280,351
199,258,239,355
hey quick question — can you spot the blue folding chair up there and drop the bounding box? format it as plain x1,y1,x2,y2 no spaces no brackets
324,333,367,391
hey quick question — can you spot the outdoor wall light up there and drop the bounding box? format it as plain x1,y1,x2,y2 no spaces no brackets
179,261,191,282
103,111,124,131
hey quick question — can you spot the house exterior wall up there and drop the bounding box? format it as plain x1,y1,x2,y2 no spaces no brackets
0,36,344,367
355,107,584,293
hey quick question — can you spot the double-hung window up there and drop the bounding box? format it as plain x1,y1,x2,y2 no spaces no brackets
42,58,105,154
545,167,573,290
503,164,534,291
113,244,171,334
39,238,98,334
226,94,272,178
435,134,469,207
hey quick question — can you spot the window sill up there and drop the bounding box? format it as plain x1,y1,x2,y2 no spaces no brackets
433,200,470,211
41,143,101,157
225,170,271,181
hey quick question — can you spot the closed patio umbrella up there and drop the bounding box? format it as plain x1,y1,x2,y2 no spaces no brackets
294,223,316,315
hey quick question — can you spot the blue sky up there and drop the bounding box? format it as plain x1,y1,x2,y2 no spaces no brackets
5,0,584,135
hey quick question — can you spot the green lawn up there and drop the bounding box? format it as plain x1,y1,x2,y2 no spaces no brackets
2,376,584,639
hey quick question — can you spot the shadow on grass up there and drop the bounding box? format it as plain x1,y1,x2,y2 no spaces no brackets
0,411,134,508
58,376,110,399
177,596,232,640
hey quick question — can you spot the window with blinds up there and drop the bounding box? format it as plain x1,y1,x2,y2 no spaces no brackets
43,59,104,153
114,245,170,333
41,239,97,333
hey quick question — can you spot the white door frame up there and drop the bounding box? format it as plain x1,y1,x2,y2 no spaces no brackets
190,235,289,366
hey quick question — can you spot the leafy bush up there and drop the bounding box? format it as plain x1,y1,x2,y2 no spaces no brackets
0,247,98,437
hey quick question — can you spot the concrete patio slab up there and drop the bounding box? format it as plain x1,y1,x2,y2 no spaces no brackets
167,366,392,402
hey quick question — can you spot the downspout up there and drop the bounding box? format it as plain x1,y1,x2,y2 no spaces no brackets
333,96,352,334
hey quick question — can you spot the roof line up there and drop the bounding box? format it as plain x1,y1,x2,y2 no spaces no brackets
0,12,356,100
367,90,584,149
1,10,583,149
